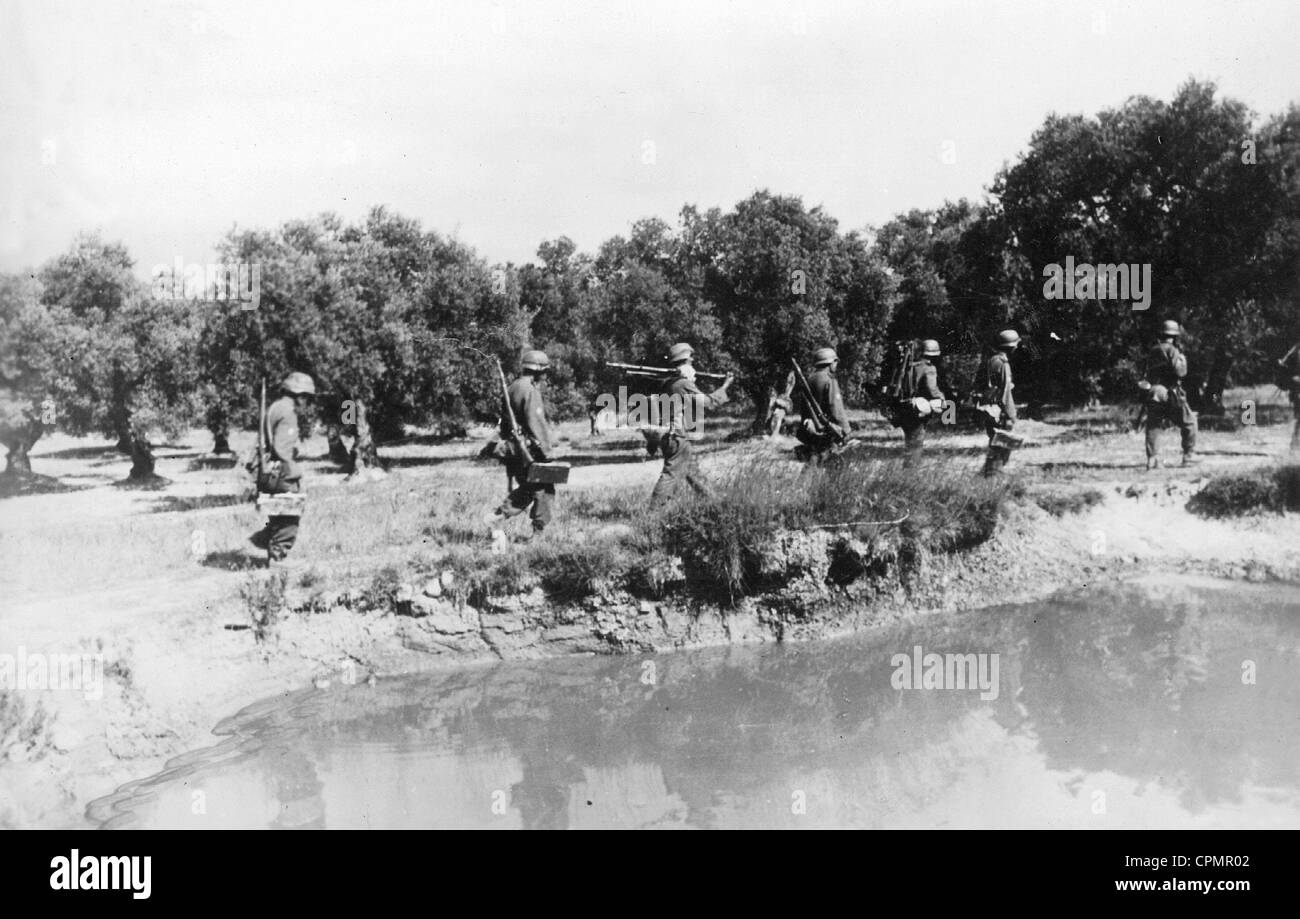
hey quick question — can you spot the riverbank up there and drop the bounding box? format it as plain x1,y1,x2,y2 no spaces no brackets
3,401,1299,828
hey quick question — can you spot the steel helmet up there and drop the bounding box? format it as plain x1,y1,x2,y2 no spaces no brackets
921,339,941,357
1160,319,1182,337
521,349,550,371
997,329,1021,348
812,347,838,366
281,372,316,395
666,342,694,364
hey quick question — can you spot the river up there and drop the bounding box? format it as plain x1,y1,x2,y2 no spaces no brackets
87,575,1300,829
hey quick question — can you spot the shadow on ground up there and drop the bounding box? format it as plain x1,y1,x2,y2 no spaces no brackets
201,549,265,572
0,472,88,499
148,493,252,514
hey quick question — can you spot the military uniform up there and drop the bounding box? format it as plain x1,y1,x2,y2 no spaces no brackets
900,358,943,466
981,350,1017,475
496,374,556,531
1144,340,1197,461
649,373,729,503
796,363,849,462
264,393,304,562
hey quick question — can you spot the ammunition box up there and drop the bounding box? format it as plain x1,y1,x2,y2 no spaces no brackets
525,462,570,485
256,492,308,514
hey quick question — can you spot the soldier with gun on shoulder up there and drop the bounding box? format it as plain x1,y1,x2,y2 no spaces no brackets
647,342,734,504
793,347,850,464
484,349,567,541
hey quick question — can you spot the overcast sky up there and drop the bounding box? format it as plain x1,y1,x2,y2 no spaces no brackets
2,0,1297,277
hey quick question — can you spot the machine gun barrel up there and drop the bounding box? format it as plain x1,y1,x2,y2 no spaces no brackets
605,361,728,383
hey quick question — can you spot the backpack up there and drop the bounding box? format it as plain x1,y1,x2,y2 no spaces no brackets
881,341,919,427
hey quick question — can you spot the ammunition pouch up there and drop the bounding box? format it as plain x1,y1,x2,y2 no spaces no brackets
257,457,292,494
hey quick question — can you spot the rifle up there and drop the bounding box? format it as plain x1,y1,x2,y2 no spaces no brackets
496,358,525,493
257,377,266,491
866,341,916,425
605,361,728,384
790,357,846,444
494,359,571,488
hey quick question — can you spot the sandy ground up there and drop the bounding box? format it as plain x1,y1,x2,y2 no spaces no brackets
2,399,1298,828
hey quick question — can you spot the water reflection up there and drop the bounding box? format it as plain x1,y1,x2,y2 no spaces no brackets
88,576,1300,828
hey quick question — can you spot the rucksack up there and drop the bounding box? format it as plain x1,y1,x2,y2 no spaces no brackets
881,341,920,427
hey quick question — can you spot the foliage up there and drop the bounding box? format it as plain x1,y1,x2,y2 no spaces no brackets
1188,463,1300,518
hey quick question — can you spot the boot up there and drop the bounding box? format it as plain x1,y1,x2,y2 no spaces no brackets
1181,453,1200,467
1145,456,1162,471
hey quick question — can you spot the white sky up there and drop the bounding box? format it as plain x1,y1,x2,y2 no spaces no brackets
2,0,1297,277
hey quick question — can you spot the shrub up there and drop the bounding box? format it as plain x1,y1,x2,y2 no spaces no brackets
0,691,50,763
239,570,288,641
361,566,404,610
653,453,1011,600
1031,486,1106,517
1188,463,1299,518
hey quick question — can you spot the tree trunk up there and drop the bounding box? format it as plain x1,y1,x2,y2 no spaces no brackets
349,399,380,472
3,420,44,475
325,422,351,465
1201,351,1230,416
205,402,232,454
4,439,32,475
113,403,133,454
128,436,156,480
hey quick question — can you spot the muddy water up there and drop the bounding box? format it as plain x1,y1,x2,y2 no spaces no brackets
88,576,1300,829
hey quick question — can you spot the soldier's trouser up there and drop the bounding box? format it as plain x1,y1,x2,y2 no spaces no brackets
650,434,711,504
901,419,927,466
982,418,1014,476
497,478,555,531
1291,398,1300,451
266,479,301,561
795,422,842,465
1144,396,1197,458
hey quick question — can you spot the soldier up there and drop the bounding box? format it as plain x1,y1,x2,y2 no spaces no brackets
765,370,796,437
1277,342,1300,452
1143,319,1198,468
796,347,851,463
252,371,316,568
587,391,605,437
487,349,557,540
980,330,1020,476
648,342,734,504
900,339,946,467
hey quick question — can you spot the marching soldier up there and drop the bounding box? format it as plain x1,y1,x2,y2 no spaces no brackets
900,339,946,467
981,330,1020,476
1143,320,1198,468
796,347,851,463
487,349,557,539
253,371,316,568
649,342,734,503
